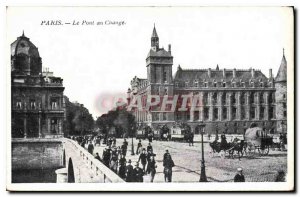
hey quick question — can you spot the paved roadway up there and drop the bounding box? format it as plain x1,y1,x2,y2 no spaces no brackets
92,139,287,182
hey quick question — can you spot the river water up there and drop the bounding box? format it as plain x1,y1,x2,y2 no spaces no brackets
12,168,58,183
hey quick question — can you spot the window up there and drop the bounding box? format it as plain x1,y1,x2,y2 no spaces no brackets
241,93,245,105
260,82,264,87
242,82,245,87
283,94,286,99
214,82,217,87
164,88,168,95
250,107,256,119
232,107,237,119
213,108,219,120
204,82,208,88
175,82,179,87
194,111,199,120
152,113,158,121
268,92,275,104
30,99,36,109
250,92,255,104
260,107,265,120
204,107,209,120
223,107,227,120
203,93,208,105
223,82,226,87
162,113,167,121
51,98,58,109
50,118,58,134
269,107,274,119
16,100,22,109
260,93,264,104
221,93,226,105
241,107,246,119
212,92,218,105
163,72,167,83
232,94,236,105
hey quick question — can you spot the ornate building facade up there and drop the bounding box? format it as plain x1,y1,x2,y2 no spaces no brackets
11,32,65,138
127,26,287,135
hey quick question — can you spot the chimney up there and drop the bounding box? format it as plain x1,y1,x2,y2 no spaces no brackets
233,68,236,78
168,44,171,54
251,69,255,78
208,68,211,78
223,68,226,78
269,69,273,78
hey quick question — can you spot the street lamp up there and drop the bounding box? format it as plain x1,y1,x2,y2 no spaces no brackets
131,125,135,155
215,123,219,141
196,122,207,182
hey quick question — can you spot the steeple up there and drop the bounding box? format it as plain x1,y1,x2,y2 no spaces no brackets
22,30,25,37
275,48,287,82
216,64,219,70
151,24,159,50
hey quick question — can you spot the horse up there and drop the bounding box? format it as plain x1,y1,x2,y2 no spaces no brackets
228,139,246,160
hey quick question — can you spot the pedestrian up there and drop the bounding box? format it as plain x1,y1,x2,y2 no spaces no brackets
234,168,245,182
146,156,157,182
121,142,127,156
138,148,147,173
117,146,122,159
94,152,101,161
108,137,113,147
110,147,118,173
125,159,134,182
136,139,142,155
189,132,194,146
163,149,175,182
87,141,94,155
133,162,144,182
102,147,111,167
147,143,153,153
148,132,153,143
113,137,117,145
123,138,128,147
118,154,127,179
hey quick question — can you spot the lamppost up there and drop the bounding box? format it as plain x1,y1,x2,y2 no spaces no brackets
131,125,135,155
196,122,207,182
215,123,219,141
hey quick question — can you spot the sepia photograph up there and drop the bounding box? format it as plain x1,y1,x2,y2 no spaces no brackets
5,6,294,191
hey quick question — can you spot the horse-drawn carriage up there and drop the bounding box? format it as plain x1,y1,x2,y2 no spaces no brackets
209,135,245,160
244,127,273,156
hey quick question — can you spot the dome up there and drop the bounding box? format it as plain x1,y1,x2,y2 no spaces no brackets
11,32,40,58
11,32,42,75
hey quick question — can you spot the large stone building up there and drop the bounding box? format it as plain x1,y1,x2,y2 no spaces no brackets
11,32,65,138
127,26,287,135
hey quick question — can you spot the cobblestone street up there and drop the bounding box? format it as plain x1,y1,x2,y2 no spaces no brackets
92,138,287,182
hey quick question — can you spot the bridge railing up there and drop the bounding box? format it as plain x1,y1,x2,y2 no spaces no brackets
63,138,125,183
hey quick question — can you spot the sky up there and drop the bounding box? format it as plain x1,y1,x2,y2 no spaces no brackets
6,7,294,118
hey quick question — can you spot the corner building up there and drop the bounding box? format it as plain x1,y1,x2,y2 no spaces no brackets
11,33,65,138
128,26,287,135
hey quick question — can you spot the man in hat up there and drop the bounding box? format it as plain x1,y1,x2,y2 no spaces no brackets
138,148,148,173
125,159,134,182
118,154,127,179
121,141,127,156
133,162,144,182
234,168,245,182
102,147,111,167
87,140,94,155
110,147,118,173
147,143,153,153
146,155,157,182
163,149,175,182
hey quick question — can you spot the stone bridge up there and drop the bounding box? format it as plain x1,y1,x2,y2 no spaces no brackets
62,138,124,183
12,138,124,183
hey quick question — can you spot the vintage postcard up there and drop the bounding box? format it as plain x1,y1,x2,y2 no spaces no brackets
6,6,294,191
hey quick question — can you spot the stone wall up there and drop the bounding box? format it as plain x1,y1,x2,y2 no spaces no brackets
12,138,63,170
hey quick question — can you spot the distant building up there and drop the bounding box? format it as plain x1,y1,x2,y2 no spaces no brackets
11,32,65,138
127,26,287,135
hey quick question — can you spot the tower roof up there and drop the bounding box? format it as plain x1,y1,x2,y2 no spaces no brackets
275,50,287,82
151,25,158,38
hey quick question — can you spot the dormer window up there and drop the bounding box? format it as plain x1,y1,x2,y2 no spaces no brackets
185,81,189,87
194,80,198,87
260,82,264,87
223,82,226,88
204,82,208,88
214,82,217,87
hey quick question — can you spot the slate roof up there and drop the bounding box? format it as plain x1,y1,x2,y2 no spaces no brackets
147,48,172,58
275,55,287,82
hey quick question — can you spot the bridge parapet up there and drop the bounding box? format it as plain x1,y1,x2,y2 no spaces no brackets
63,138,124,183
